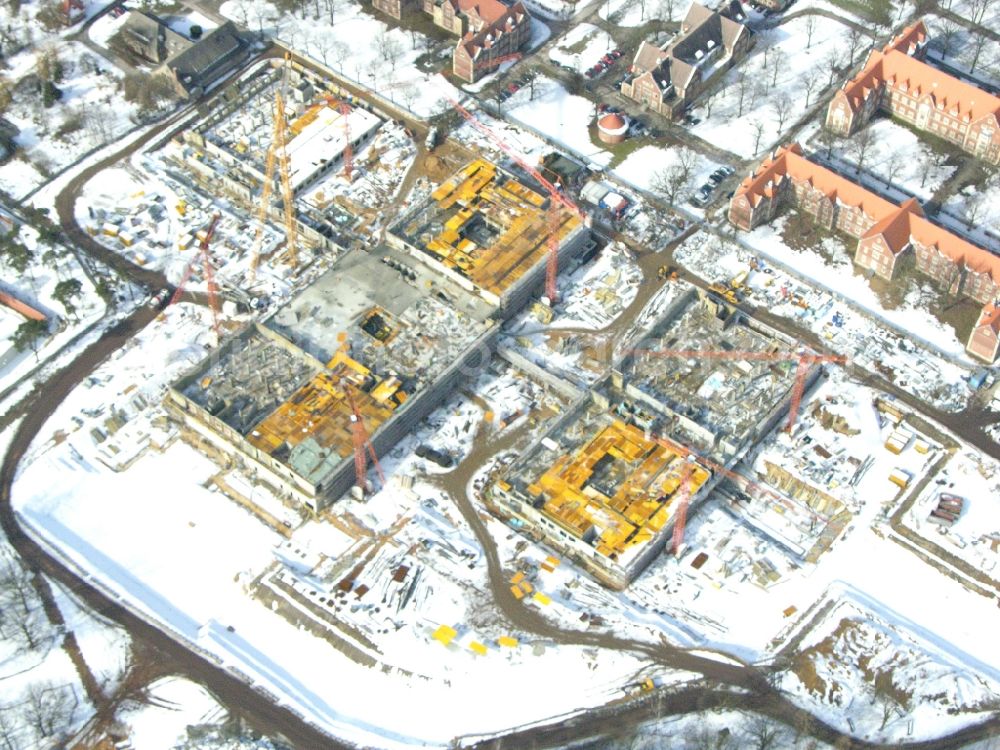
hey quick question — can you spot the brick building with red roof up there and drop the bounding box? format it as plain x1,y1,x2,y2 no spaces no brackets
967,302,1000,362
372,0,529,84
729,143,1000,361
826,20,1000,165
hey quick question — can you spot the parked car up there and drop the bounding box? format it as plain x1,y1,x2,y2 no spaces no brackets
717,165,735,176
689,194,708,207
109,4,126,16
708,173,724,186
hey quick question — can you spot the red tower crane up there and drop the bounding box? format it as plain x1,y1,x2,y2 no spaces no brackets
169,213,222,341
319,95,354,180
346,386,385,495
630,347,846,432
443,94,587,303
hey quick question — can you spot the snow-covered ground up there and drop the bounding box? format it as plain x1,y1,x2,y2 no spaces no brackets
548,23,615,74
902,447,1000,580
613,143,721,194
598,0,667,26
791,0,914,28
782,596,1000,742
0,40,139,199
0,223,107,396
812,118,957,202
674,230,973,411
503,76,611,166
688,14,852,158
221,0,460,118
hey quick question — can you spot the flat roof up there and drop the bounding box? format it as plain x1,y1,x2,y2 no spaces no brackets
286,104,382,191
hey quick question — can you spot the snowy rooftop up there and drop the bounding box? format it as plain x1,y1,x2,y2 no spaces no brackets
285,104,382,192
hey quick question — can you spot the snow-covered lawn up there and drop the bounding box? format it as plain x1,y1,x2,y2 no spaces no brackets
811,118,957,201
923,15,1000,89
548,23,615,73
612,143,720,193
598,0,671,26
943,170,1000,238
0,40,139,198
220,0,460,118
791,0,914,28
503,75,611,166
689,14,853,158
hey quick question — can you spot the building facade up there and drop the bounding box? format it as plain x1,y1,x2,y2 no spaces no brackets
621,1,752,119
729,144,1000,350
826,21,1000,166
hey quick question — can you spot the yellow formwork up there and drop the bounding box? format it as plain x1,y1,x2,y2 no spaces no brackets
432,624,457,646
421,159,582,298
531,419,710,559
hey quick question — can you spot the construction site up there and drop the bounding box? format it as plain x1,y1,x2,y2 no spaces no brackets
164,57,399,267
488,291,833,588
489,398,714,589
166,248,497,512
388,158,593,315
616,291,820,463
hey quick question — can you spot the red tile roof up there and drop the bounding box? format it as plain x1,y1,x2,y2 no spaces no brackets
0,290,46,321
840,20,1000,123
977,303,1000,332
733,143,1000,286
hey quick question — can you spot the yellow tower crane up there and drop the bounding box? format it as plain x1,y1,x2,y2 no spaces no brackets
250,54,298,280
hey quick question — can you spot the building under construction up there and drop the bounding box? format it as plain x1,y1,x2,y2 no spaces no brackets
167,248,497,512
388,159,592,315
166,58,385,252
488,291,823,589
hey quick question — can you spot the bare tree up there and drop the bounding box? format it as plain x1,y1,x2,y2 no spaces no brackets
23,682,76,741
850,125,874,173
751,118,766,154
382,36,403,72
969,0,988,25
0,709,23,750
805,14,817,49
655,0,676,21
773,93,793,132
651,163,692,208
919,154,938,188
883,150,903,187
735,70,751,117
970,32,988,72
743,714,785,750
823,49,841,87
0,556,46,651
938,20,961,60
331,40,349,72
965,193,985,228
769,48,786,88
846,27,865,66
802,70,821,107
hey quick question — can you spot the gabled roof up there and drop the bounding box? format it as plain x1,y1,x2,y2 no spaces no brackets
839,19,1000,122
734,143,1000,286
863,197,921,250
168,22,243,84
632,40,670,74
457,0,510,26
458,1,528,58
976,303,1000,333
